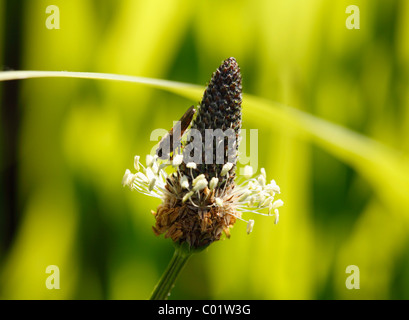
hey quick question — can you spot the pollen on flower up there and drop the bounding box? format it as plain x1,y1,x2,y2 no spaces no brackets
122,57,284,250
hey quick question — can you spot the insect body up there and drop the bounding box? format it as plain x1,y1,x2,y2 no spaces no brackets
156,105,196,160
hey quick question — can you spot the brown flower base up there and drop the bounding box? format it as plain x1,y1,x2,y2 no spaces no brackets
152,190,238,249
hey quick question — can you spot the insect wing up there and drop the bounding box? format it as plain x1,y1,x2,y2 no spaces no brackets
156,105,196,159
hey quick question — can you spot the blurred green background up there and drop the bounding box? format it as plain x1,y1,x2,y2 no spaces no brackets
1,0,409,299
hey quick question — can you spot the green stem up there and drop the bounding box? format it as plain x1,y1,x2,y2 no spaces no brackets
150,246,192,300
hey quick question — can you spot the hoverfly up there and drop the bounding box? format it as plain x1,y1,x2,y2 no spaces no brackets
156,105,196,160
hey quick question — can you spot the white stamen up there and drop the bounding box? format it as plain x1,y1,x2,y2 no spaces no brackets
180,175,189,189
268,202,273,215
247,219,255,234
193,178,208,192
148,178,156,191
272,199,284,210
243,165,253,179
145,167,155,182
274,209,279,224
146,155,154,168
173,154,184,167
122,169,134,188
152,161,159,175
221,162,233,176
135,171,148,183
182,191,194,203
192,174,205,186
257,175,266,187
269,180,281,194
134,155,140,171
261,196,273,208
186,162,197,169
209,177,219,190
258,195,265,208
215,197,223,207
238,191,251,202
123,152,285,235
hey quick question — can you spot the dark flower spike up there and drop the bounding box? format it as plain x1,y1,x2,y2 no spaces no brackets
179,57,242,189
123,57,283,251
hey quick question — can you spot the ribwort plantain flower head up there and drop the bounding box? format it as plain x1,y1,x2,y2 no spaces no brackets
122,57,283,251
